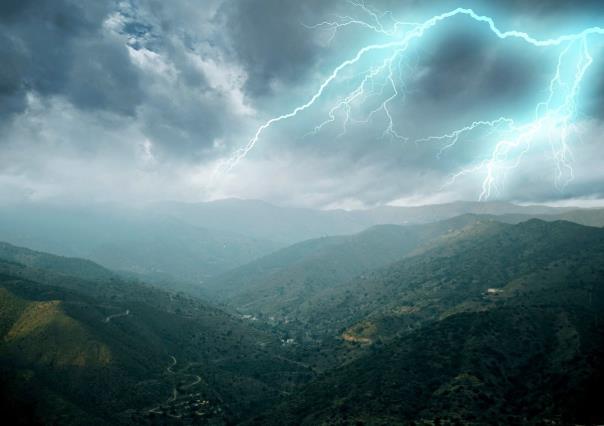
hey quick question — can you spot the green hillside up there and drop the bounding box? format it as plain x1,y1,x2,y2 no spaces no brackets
226,219,601,342
206,215,493,321
1,218,603,424
245,219,604,424
472,208,604,228
315,219,604,338
0,247,310,424
0,241,116,282
262,304,604,425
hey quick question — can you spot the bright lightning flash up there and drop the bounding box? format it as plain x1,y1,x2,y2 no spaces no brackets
217,3,604,200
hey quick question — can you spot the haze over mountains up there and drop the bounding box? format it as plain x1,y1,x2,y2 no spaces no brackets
206,215,492,321
0,198,603,424
2,0,604,423
0,240,310,424
1,199,602,291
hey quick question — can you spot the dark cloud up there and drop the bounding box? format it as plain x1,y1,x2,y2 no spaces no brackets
113,0,250,160
67,37,143,115
502,0,604,14
0,0,602,206
0,0,143,121
221,0,333,97
0,0,249,160
404,23,547,136
587,78,604,119
400,0,604,15
0,31,28,117
585,44,604,119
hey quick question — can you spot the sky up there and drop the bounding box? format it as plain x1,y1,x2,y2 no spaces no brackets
0,0,603,209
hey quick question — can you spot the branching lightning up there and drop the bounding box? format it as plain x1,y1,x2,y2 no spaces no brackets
217,3,603,200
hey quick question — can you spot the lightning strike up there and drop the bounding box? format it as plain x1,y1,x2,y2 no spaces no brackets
217,4,604,200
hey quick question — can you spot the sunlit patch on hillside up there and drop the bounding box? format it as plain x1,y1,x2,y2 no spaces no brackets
2,290,111,367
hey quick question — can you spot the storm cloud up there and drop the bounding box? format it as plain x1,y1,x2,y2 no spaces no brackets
0,0,602,207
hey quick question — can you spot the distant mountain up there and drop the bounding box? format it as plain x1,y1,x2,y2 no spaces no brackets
552,208,604,226
355,200,571,225
255,219,604,424
155,198,573,244
154,198,369,244
2,217,603,424
491,208,604,227
209,212,604,340
0,244,310,424
0,201,594,291
300,219,603,341
0,204,279,287
205,215,494,324
0,241,115,283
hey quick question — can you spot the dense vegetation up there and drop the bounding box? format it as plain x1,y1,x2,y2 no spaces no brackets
0,212,603,424
206,215,492,330
0,246,310,424
254,220,604,424
2,201,599,287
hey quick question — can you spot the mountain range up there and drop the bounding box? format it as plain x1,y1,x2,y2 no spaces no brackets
0,200,603,424
1,199,602,290
0,243,310,424
257,220,604,424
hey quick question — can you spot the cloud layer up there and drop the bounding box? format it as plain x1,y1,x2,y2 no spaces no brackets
0,0,602,207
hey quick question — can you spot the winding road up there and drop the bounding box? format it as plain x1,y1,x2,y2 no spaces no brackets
148,355,203,415
103,309,130,323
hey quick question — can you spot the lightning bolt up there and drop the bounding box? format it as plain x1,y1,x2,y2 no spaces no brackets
217,5,604,200
446,35,594,200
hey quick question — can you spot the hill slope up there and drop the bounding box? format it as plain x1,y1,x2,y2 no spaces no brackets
310,219,604,339
0,205,279,286
0,245,310,424
492,208,604,227
256,220,604,424
0,201,594,290
206,215,502,332
155,199,571,244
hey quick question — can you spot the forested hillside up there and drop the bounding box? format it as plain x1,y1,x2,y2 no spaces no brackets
252,220,604,424
206,215,495,321
0,247,310,424
1,218,603,424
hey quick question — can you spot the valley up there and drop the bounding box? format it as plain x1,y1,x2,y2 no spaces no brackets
0,202,603,424
3,0,604,423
